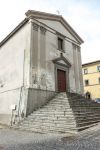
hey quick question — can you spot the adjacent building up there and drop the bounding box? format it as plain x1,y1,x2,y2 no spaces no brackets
82,60,100,99
0,10,84,125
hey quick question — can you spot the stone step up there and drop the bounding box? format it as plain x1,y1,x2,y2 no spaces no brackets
48,101,70,105
76,117,100,123
20,119,76,125
28,113,73,118
56,94,67,97
70,100,100,106
71,104,100,107
43,105,71,109
18,124,76,131
19,122,76,129
33,109,73,113
24,118,76,124
28,111,100,119
19,126,76,133
73,111,100,115
29,111,73,116
73,107,100,110
30,110,99,116
37,109,72,113
28,114,73,119
28,113,74,118
69,98,99,103
75,113,100,118
76,120,100,127
74,111,100,115
20,120,76,125
70,104,99,107
36,116,100,123
27,115,75,119
28,113,100,120
18,126,77,133
76,123,98,131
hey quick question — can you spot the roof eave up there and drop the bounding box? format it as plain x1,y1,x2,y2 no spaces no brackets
82,60,100,67
0,18,28,47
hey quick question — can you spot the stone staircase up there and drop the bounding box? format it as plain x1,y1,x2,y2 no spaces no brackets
14,92,100,133
68,93,100,130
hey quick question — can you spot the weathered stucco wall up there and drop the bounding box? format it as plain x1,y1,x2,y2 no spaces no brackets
0,22,31,124
30,19,83,94
26,88,56,115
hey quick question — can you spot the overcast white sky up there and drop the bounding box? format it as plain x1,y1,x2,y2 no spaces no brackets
0,0,100,63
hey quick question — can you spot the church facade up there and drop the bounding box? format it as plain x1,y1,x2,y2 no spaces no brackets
0,10,84,125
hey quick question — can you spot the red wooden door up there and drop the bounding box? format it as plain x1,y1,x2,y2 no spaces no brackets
57,69,66,92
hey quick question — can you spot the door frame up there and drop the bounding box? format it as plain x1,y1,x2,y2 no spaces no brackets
55,63,70,92
57,69,66,92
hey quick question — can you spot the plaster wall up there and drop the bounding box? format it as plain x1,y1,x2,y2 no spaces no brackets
0,22,31,122
24,19,83,116
72,45,83,94
30,20,80,93
83,63,100,99
26,88,55,115
45,31,77,92
78,49,84,94
36,19,83,94
31,25,57,91
65,41,76,92
27,27,57,115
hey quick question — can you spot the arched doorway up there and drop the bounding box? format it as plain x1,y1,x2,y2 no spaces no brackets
86,91,91,99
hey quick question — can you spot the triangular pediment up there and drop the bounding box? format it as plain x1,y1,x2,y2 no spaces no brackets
57,60,67,65
25,10,84,44
52,54,71,68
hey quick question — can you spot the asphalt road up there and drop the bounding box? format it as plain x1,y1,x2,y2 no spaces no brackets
0,124,100,150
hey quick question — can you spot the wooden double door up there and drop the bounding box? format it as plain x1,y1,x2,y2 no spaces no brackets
57,69,66,92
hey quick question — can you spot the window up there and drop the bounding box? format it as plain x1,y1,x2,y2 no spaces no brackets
97,66,100,72
85,80,89,86
58,37,63,51
98,78,100,84
84,68,88,74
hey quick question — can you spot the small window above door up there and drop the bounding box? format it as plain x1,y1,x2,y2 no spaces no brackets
58,37,63,51
56,32,65,52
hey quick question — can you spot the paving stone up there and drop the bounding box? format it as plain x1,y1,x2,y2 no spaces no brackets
0,124,100,150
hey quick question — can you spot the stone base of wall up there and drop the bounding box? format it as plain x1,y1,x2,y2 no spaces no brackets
0,88,22,125
0,114,11,125
26,88,56,116
0,88,56,125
